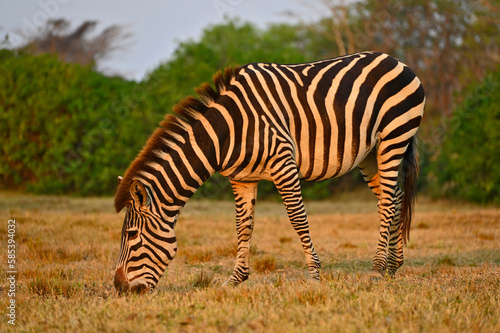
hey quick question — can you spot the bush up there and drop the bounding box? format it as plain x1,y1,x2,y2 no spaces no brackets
0,50,157,195
429,68,500,204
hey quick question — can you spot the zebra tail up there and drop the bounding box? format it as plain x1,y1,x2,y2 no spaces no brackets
401,136,419,246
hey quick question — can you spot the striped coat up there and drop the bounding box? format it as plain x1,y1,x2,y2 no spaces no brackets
113,51,425,293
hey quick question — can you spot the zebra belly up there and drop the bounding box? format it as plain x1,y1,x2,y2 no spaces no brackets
292,118,378,182
296,141,375,182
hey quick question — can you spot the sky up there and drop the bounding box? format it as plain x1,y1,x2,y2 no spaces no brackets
0,0,320,80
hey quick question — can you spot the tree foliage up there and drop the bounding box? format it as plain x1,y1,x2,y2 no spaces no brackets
429,68,500,204
0,49,156,195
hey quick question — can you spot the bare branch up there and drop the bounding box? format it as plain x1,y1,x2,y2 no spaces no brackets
18,18,131,69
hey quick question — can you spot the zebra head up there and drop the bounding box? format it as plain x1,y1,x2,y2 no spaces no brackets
114,178,178,294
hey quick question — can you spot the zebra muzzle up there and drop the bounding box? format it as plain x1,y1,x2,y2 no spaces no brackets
114,267,149,294
114,267,129,294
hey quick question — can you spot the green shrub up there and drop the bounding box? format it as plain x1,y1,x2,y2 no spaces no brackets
0,50,157,195
429,68,500,204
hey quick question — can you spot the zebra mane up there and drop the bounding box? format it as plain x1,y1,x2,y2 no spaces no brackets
114,65,241,213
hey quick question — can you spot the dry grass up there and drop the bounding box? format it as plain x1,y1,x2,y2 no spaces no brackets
0,191,499,332
253,256,277,273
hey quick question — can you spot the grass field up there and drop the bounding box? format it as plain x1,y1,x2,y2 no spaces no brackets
1,191,499,332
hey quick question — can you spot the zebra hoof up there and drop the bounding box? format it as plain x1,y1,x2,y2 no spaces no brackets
368,269,384,281
386,270,397,278
307,274,321,283
221,279,239,287
307,268,321,282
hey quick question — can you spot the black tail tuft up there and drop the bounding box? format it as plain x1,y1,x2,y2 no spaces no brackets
401,136,419,245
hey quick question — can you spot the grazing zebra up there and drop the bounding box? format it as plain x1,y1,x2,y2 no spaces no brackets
113,51,425,293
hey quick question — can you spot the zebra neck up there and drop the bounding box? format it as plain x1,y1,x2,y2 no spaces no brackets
139,116,226,218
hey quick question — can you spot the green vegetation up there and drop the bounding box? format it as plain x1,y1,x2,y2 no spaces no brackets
1,192,498,332
0,49,157,195
429,68,500,203
1,0,500,201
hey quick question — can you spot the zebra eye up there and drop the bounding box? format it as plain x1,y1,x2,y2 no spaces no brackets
126,229,139,241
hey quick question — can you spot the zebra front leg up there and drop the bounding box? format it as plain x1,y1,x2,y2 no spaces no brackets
222,180,258,287
273,160,321,281
386,187,404,277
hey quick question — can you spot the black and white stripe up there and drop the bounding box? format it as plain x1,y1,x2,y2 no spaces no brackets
113,51,425,292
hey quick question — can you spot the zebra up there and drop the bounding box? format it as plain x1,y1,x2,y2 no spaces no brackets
113,51,425,293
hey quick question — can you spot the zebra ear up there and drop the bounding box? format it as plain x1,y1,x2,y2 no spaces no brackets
130,179,150,207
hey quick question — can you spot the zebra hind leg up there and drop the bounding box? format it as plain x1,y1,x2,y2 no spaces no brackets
222,180,258,287
273,159,321,281
358,150,401,278
370,136,414,278
386,187,404,277
370,185,398,278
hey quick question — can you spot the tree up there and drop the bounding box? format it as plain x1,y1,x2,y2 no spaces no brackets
298,0,500,119
19,18,130,68
429,67,500,203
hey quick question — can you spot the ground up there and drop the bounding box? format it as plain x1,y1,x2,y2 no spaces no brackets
0,191,499,332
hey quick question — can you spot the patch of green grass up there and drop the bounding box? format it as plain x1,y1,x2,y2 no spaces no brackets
190,270,215,289
323,259,373,272
435,254,456,266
